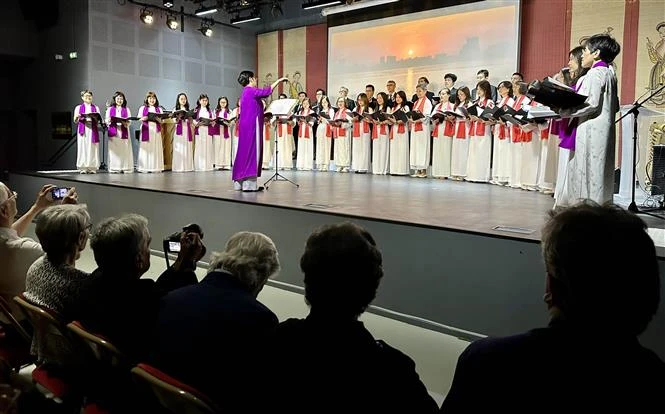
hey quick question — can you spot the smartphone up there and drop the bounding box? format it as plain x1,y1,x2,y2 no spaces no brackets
168,241,181,252
50,187,69,200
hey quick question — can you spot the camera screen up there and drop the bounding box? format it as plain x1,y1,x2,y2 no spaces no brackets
168,241,181,252
51,187,68,200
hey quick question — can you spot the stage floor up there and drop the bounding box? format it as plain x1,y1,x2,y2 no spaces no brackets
26,169,557,242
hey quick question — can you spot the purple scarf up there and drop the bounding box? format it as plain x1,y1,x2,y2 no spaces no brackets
218,109,230,139
108,106,129,139
559,61,610,150
78,104,100,143
141,106,161,142
176,111,193,142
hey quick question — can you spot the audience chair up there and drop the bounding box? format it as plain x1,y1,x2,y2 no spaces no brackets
131,363,218,414
67,321,125,369
0,296,34,371
13,294,81,404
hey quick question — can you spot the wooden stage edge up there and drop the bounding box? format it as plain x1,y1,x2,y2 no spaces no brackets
15,169,558,243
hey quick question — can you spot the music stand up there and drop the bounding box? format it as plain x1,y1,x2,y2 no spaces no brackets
263,99,299,189
80,112,108,171
617,83,665,219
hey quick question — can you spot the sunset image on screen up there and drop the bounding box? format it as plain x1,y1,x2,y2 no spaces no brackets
327,2,520,98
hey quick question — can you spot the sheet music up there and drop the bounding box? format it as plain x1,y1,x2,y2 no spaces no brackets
267,99,299,116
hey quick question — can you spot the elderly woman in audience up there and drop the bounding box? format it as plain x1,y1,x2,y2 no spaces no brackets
0,183,76,322
77,214,201,361
24,204,91,365
151,231,280,411
264,222,438,413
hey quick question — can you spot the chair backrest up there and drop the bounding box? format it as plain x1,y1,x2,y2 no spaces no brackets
131,363,217,414
13,294,67,338
0,296,31,344
66,321,125,369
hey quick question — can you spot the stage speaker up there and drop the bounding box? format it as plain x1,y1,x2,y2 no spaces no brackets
649,145,665,195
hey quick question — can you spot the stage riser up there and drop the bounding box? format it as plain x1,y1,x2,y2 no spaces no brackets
10,173,665,359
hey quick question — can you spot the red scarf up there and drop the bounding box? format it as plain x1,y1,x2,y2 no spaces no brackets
371,110,387,139
412,97,426,132
511,95,527,143
298,109,313,138
264,122,271,141
233,107,240,138
454,103,467,139
352,106,370,138
495,97,510,140
278,118,293,138
473,98,491,136
390,105,405,140
334,108,347,138
432,103,454,138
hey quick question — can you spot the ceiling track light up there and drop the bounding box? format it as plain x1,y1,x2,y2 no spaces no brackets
166,14,179,30
139,7,154,24
198,20,213,37
163,0,174,8
302,0,343,10
195,6,218,16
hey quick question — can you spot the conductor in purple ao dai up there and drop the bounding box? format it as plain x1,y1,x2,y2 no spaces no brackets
233,70,287,192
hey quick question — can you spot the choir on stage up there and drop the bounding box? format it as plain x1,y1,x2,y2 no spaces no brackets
73,33,620,206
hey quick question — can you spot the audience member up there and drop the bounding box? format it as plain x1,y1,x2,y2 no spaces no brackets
441,203,665,412
24,204,91,365
77,214,201,361
151,231,280,411
0,183,76,317
266,222,438,413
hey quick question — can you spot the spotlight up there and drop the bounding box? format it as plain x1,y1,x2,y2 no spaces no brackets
302,0,343,9
166,14,179,30
231,13,261,25
139,7,154,25
195,6,218,16
163,0,174,7
69,51,78,59
198,21,213,37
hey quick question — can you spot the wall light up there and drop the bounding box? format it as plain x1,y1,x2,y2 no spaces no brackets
163,0,174,7
198,20,213,37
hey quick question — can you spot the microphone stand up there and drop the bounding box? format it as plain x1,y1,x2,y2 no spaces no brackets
616,83,665,218
99,120,108,171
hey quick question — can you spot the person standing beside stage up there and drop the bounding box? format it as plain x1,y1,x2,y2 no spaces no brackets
137,91,164,173
232,70,287,192
104,91,133,174
73,89,101,174
193,94,215,172
171,93,194,173
557,34,620,206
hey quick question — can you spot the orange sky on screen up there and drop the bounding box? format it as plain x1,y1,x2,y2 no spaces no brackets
330,6,516,62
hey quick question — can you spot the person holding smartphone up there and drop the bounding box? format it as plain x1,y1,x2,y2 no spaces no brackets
0,183,77,322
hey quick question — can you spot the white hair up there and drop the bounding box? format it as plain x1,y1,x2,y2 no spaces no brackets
90,214,150,270
208,231,280,293
0,182,9,204
35,204,90,263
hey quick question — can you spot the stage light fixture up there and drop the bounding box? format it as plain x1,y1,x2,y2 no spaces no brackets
163,0,174,7
321,0,399,16
166,14,179,30
302,0,343,10
198,21,213,37
139,7,154,24
231,13,261,25
69,51,78,59
195,6,218,16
